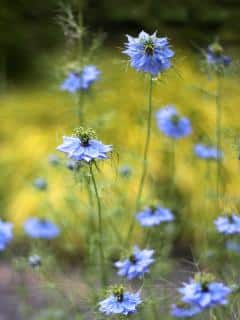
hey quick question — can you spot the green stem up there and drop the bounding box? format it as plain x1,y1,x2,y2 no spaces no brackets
89,164,106,286
216,75,222,211
76,91,84,125
126,75,153,244
170,139,176,198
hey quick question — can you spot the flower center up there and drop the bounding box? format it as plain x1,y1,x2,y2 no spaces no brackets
149,205,157,214
129,254,137,264
228,215,234,223
209,42,223,57
113,286,124,302
73,127,97,147
144,39,155,56
171,114,180,125
194,272,215,292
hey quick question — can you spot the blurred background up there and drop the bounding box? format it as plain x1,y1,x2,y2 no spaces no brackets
1,0,240,257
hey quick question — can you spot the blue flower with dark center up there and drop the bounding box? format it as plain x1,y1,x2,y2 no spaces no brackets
171,303,201,318
99,286,142,316
205,42,231,67
156,106,192,139
136,205,174,227
179,273,231,309
123,31,174,76
24,218,60,239
115,246,154,280
48,154,60,166
215,214,240,235
0,220,13,251
61,65,100,93
33,177,47,191
57,127,112,163
194,144,223,160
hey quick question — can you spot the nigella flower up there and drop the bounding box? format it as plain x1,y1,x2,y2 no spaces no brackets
194,144,223,160
48,154,60,166
171,303,201,318
136,205,174,227
33,177,47,191
214,214,240,235
24,218,60,239
0,220,13,251
28,255,42,268
179,273,231,309
156,106,192,139
226,240,240,253
205,41,231,67
57,127,112,163
61,65,100,93
115,246,154,280
119,165,132,178
123,31,174,76
99,286,142,316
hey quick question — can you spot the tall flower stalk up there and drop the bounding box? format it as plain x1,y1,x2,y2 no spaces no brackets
89,162,106,286
123,31,174,243
216,75,222,210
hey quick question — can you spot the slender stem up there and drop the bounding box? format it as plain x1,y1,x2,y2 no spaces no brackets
170,139,176,198
126,75,153,244
89,164,106,286
76,91,84,125
216,75,222,211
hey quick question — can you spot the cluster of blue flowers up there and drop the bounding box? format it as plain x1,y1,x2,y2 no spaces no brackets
61,65,100,93
215,214,240,235
0,221,13,251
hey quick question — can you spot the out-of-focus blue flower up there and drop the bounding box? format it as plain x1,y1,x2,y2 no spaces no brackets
194,144,222,160
171,303,201,318
226,240,240,253
136,205,174,227
0,220,13,251
99,286,142,316
156,106,192,139
123,31,174,76
115,246,154,280
33,178,47,191
61,65,100,93
179,274,231,309
66,159,79,171
28,254,42,268
205,42,231,67
57,128,112,163
48,154,60,166
215,214,240,235
24,218,60,239
119,165,132,178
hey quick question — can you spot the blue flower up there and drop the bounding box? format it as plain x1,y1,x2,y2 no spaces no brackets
215,214,240,235
99,286,142,316
115,246,154,280
156,106,192,139
136,205,174,227
119,165,132,178
33,178,47,191
61,65,100,93
48,154,60,166
57,128,112,163
194,144,222,160
171,303,201,318
24,218,60,239
123,31,174,76
66,159,79,171
205,42,231,67
179,274,231,309
226,240,240,253
0,220,13,251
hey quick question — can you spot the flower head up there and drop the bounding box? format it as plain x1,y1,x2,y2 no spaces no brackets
61,65,100,93
33,177,47,191
171,302,201,318
179,273,231,309
48,154,60,166
226,240,240,253
24,218,60,239
136,205,174,227
57,127,112,163
28,254,42,268
156,106,191,139
123,31,174,76
194,144,223,160
0,220,13,251
205,41,231,67
99,286,142,316
115,246,154,280
215,214,240,235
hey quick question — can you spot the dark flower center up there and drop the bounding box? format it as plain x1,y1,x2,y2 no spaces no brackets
113,286,124,302
149,205,157,214
171,114,180,125
228,215,234,223
209,42,223,57
144,39,155,56
129,254,137,264
201,282,209,292
39,219,47,225
73,127,97,147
